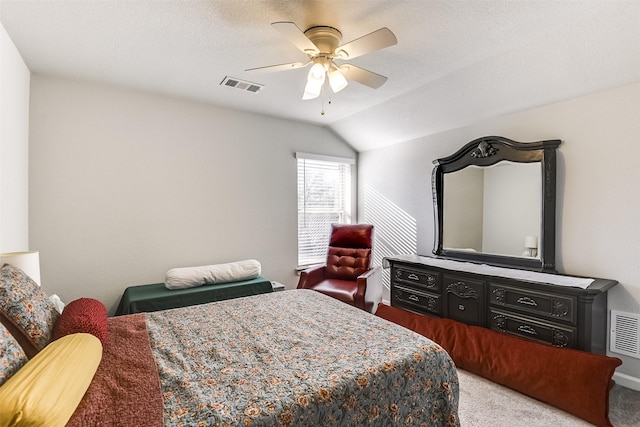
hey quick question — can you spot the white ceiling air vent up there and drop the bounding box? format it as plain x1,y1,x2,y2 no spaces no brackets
220,76,263,94
611,310,640,359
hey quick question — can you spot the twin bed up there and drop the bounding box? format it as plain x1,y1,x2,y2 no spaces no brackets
69,289,459,426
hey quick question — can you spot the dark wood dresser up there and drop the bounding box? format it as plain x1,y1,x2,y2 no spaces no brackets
387,255,617,354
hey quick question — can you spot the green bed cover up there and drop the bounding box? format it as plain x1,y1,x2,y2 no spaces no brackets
115,276,273,315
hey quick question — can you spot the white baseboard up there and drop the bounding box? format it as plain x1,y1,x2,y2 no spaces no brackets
613,371,640,391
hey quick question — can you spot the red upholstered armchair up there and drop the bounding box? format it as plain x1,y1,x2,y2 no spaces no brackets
297,224,382,313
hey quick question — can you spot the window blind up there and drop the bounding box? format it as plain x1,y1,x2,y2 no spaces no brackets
296,153,353,267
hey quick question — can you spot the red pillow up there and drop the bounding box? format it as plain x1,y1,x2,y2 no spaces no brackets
53,298,108,345
375,303,622,427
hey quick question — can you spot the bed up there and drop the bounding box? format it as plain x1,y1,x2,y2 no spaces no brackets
0,264,460,427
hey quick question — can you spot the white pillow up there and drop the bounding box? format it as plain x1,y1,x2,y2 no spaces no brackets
48,294,66,314
165,259,261,290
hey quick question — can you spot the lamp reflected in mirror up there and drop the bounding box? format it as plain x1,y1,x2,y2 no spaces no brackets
523,235,538,258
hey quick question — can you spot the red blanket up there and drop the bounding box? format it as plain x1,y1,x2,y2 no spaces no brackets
67,313,163,426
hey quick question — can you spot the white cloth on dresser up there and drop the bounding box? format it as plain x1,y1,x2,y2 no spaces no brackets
383,255,595,289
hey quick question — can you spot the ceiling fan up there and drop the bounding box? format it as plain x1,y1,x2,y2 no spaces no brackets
246,22,397,100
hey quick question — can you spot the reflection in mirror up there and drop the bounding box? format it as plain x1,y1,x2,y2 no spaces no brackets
443,162,541,258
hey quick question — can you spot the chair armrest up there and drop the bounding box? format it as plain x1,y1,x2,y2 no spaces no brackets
297,265,326,289
357,266,381,280
356,266,383,312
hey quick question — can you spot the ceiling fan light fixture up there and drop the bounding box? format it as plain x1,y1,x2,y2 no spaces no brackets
250,22,397,102
328,67,348,93
302,79,322,100
307,62,326,82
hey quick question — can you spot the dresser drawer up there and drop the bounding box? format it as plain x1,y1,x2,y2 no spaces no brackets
444,274,485,326
392,285,441,316
392,267,440,292
489,283,576,325
489,308,576,348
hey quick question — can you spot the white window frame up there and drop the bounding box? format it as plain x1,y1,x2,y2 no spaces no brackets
296,152,354,268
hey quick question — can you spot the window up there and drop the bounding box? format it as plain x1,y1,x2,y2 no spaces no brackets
296,152,353,267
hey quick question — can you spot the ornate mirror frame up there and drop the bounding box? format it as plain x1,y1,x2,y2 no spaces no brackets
432,136,561,272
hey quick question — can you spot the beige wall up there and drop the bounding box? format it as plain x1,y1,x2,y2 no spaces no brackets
359,81,640,387
442,166,483,251
482,163,540,256
28,75,356,314
0,24,30,252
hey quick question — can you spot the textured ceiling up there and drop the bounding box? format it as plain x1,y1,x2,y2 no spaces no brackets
1,0,639,151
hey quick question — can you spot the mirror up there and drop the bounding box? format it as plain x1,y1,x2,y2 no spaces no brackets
432,136,561,272
443,162,541,258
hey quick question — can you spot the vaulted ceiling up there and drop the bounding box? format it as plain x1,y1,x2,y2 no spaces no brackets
2,0,639,151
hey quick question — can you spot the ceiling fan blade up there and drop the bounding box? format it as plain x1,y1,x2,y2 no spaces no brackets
340,64,388,89
271,21,319,55
245,61,309,73
335,27,397,59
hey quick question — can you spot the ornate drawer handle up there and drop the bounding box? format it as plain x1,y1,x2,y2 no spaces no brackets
517,296,538,307
517,325,538,335
408,294,419,302
447,282,478,299
408,273,420,281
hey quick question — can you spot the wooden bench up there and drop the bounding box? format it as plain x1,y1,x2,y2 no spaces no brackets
115,276,273,315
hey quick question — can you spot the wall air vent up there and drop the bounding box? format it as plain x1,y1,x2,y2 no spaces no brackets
220,76,263,94
611,310,640,359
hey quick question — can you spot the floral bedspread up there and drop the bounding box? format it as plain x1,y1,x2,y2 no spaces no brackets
146,289,459,426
